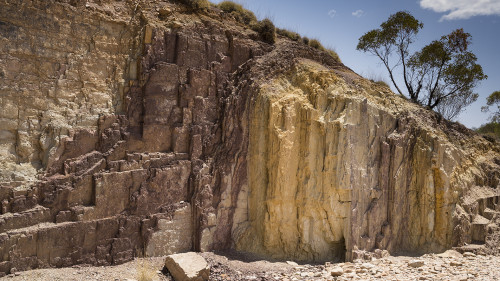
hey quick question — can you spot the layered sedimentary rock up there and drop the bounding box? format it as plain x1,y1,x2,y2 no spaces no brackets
0,0,499,276
236,61,500,261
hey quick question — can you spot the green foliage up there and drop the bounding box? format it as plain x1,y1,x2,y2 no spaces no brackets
357,11,486,120
476,122,500,140
302,37,310,45
357,11,423,55
178,0,210,11
487,91,500,106
217,1,257,25
483,91,500,122
253,18,275,44
276,28,301,41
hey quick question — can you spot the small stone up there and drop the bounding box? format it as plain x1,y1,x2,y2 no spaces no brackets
408,260,425,268
374,249,390,259
159,7,172,16
294,266,305,270
170,20,182,28
330,266,344,277
286,261,298,266
361,263,375,269
437,250,463,258
450,261,463,266
463,252,476,258
356,268,367,274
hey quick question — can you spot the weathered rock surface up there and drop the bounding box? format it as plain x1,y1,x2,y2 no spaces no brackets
0,0,499,276
165,252,210,281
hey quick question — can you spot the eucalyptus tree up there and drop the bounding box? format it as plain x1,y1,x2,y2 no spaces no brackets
357,11,487,120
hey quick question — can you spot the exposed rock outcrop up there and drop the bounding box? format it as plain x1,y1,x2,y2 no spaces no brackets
0,0,499,276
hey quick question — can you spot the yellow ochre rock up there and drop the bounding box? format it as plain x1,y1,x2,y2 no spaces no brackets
234,60,499,262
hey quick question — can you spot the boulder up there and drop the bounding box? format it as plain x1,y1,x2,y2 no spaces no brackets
165,252,210,281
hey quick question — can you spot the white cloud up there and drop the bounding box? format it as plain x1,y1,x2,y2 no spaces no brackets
352,9,364,18
328,9,337,18
420,0,500,20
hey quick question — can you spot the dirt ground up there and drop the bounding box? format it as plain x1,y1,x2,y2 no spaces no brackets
1,250,500,281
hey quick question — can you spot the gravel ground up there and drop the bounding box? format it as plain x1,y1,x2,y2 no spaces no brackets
1,250,500,280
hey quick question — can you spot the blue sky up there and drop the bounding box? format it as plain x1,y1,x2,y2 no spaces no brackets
211,0,500,128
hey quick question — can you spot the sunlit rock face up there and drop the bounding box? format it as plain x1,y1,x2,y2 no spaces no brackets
0,0,499,276
236,61,478,262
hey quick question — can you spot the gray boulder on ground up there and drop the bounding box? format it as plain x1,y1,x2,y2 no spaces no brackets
165,252,210,281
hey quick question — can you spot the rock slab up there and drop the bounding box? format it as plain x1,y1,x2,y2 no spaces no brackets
165,252,210,281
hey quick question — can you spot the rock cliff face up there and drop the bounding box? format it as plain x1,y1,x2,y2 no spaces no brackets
237,61,500,261
0,0,499,275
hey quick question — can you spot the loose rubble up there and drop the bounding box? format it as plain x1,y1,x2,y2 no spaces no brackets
2,251,500,280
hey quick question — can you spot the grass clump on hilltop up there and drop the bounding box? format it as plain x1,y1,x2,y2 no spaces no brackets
178,0,210,11
253,18,276,44
276,28,301,41
308,38,341,62
278,32,340,62
211,1,340,61
216,1,275,44
217,1,258,25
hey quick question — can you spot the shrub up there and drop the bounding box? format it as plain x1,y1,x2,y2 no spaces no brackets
276,28,301,41
302,37,310,45
217,1,257,25
253,18,275,44
476,122,500,140
178,0,209,11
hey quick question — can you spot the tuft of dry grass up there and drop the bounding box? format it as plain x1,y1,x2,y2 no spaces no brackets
217,1,257,25
178,0,210,11
136,259,156,281
276,28,301,41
